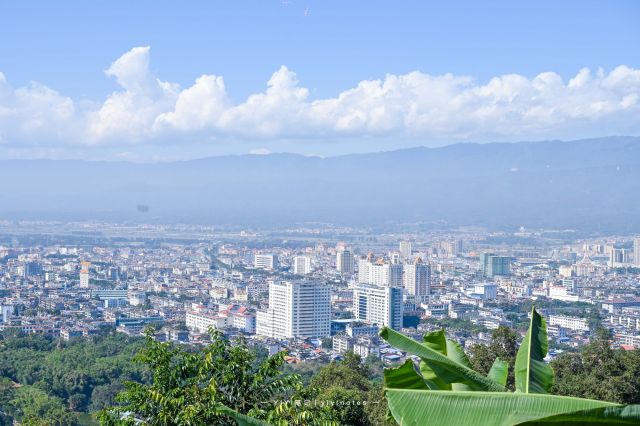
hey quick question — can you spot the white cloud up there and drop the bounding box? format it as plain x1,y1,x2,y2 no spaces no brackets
0,46,639,149
87,46,179,144
218,66,310,137
154,74,228,132
0,75,77,145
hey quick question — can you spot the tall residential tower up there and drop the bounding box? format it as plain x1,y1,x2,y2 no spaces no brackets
256,281,331,338
403,258,431,302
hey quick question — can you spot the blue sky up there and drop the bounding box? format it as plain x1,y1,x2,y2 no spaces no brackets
0,0,639,160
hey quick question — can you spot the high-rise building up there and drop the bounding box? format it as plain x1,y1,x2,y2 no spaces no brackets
403,258,431,302
352,284,403,330
610,248,630,267
473,283,498,300
1,305,13,323
24,262,43,278
79,261,91,288
480,253,511,277
336,247,355,275
256,281,331,338
293,256,312,275
634,238,640,267
436,240,456,258
254,254,277,270
358,257,403,287
399,241,413,259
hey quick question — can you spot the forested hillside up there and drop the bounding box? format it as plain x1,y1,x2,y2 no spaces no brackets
1,327,639,425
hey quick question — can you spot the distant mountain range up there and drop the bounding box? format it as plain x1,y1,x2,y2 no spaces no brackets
1,136,640,233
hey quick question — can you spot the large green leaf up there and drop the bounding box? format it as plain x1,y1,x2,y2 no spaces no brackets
420,330,452,390
487,358,509,387
380,327,506,392
420,330,475,390
515,307,554,394
518,405,640,425
384,359,430,390
445,338,475,391
385,389,622,426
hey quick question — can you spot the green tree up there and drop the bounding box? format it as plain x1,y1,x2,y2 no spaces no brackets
320,337,332,350
67,394,88,412
0,331,147,413
310,352,371,392
309,352,393,426
89,383,125,412
468,325,519,390
552,328,640,404
0,378,16,425
99,329,335,425
9,386,78,426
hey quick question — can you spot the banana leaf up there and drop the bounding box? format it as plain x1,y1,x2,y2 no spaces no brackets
420,330,452,390
380,327,506,392
517,405,640,425
488,358,509,387
515,308,554,394
445,337,475,391
385,389,626,426
384,359,431,390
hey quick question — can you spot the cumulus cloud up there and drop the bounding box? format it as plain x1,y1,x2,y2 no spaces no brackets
0,46,639,148
154,74,228,132
0,73,77,145
87,46,180,143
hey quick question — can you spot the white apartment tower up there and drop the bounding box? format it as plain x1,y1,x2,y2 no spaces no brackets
399,241,413,259
79,261,90,288
254,254,277,270
352,284,403,330
635,238,640,267
336,247,355,274
358,256,403,287
256,281,331,338
609,249,630,267
403,258,431,302
293,256,312,275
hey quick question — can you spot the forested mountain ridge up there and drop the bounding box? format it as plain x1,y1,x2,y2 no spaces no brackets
1,136,639,231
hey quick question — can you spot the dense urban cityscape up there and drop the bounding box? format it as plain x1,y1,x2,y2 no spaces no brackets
2,221,640,358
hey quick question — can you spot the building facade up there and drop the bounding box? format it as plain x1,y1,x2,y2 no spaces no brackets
403,258,430,301
336,248,355,275
358,257,403,287
293,256,312,275
352,284,403,330
480,254,511,277
256,280,331,338
254,254,277,270
399,241,412,259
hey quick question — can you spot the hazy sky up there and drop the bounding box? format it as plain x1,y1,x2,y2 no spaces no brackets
0,0,639,161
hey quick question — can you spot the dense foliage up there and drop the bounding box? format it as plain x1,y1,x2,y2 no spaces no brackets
98,329,337,425
0,332,146,425
2,317,640,425
468,326,519,390
309,352,394,426
552,329,640,404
